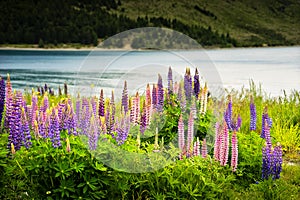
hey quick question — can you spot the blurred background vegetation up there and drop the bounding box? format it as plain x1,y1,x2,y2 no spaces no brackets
0,0,299,48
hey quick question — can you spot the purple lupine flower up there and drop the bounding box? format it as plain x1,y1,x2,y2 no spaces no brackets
201,138,207,159
213,122,221,161
75,94,81,125
0,76,5,122
157,74,164,112
116,114,130,145
272,143,282,180
220,121,229,166
79,98,90,135
261,107,272,138
224,96,233,131
50,109,61,148
88,114,99,150
184,68,192,101
264,120,272,149
250,97,257,131
98,89,105,117
91,96,97,116
26,105,32,128
152,84,158,111
262,144,272,180
41,94,49,113
178,114,185,157
193,68,200,98
21,107,32,149
67,104,77,135
8,91,23,151
37,110,46,138
134,92,140,125
4,74,13,129
187,111,194,157
193,137,200,157
122,81,129,114
57,102,66,131
110,90,116,123
140,100,147,134
177,82,182,102
180,85,186,111
168,66,173,95
105,101,111,134
31,94,38,127
236,115,242,131
231,131,238,172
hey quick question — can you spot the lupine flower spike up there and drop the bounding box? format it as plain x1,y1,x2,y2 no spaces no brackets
0,76,5,123
184,68,192,101
168,66,173,95
178,114,185,159
194,68,200,98
231,131,238,172
157,74,164,112
250,96,257,131
193,137,200,156
98,89,105,117
201,138,207,159
187,111,194,157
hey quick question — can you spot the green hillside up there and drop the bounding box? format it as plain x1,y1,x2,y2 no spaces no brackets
0,0,299,48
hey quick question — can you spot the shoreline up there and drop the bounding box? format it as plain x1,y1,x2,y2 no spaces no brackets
0,45,299,51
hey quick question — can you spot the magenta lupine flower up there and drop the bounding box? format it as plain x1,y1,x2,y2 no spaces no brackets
4,74,12,129
193,138,200,157
50,109,61,148
0,76,5,122
168,67,173,95
213,122,221,161
134,92,140,125
184,68,192,101
89,114,99,150
220,121,229,166
272,143,282,180
140,100,147,134
8,91,23,151
178,114,185,152
201,138,208,158
157,74,164,112
122,81,129,113
194,68,200,98
145,84,152,126
98,89,105,117
231,131,238,172
250,97,257,131
187,111,194,157
21,107,32,149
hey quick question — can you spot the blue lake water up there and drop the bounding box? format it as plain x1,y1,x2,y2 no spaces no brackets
0,46,299,98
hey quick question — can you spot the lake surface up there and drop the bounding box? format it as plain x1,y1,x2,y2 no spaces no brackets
0,46,299,98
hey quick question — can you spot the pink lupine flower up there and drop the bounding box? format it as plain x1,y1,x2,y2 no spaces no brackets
134,92,140,125
213,122,221,161
130,97,136,124
201,138,207,159
231,131,238,172
145,83,152,125
187,111,194,157
220,121,229,166
193,137,200,156
178,114,185,151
